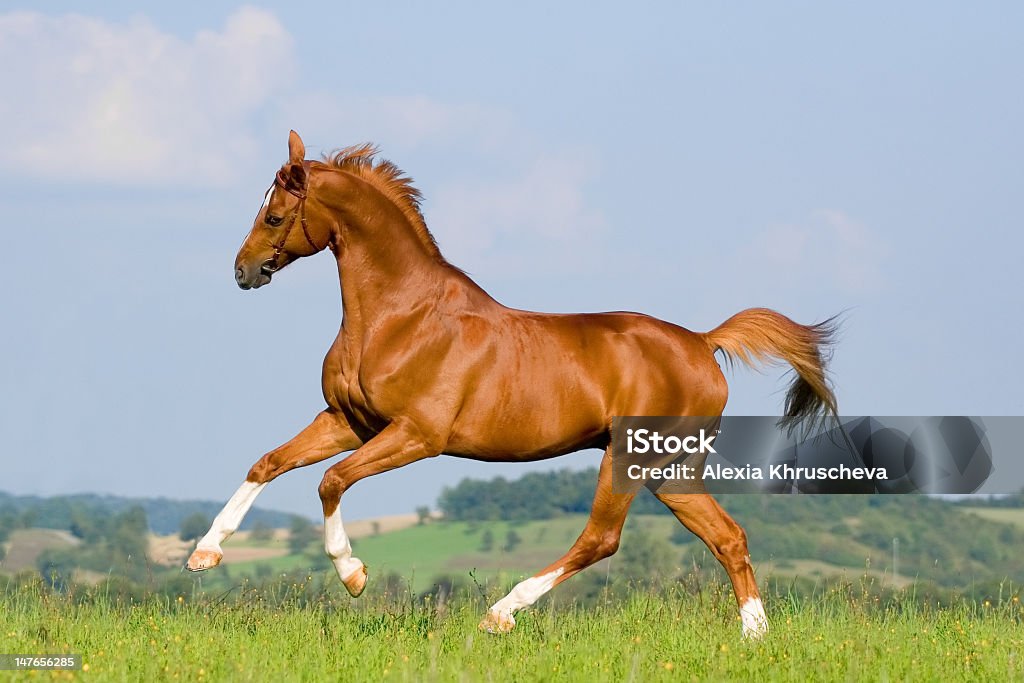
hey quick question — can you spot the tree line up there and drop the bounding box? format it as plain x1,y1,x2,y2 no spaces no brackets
437,468,669,521
0,491,295,536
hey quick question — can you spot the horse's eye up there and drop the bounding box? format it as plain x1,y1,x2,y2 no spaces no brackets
265,214,284,227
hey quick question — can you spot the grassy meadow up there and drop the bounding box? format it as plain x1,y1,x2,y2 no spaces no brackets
2,579,1023,682
5,492,1024,680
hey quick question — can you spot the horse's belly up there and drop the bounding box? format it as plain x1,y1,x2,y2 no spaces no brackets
445,388,607,459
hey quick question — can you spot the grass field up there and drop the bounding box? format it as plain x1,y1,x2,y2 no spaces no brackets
960,506,1024,529
216,515,685,591
2,581,1022,682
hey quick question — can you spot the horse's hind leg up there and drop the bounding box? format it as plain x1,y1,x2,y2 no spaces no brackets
655,492,768,638
480,448,634,633
186,410,361,571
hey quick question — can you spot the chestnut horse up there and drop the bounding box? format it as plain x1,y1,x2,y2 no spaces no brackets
187,131,838,638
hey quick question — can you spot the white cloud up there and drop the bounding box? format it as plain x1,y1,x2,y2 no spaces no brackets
426,154,608,274
0,8,292,185
283,91,610,274
738,210,887,295
0,8,610,272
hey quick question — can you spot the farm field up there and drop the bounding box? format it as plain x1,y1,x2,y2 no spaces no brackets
198,515,688,592
1,583,1022,682
959,506,1024,528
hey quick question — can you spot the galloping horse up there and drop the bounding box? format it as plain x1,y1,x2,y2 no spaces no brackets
187,131,838,638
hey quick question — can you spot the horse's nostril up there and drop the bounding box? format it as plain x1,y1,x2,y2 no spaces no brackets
235,267,245,284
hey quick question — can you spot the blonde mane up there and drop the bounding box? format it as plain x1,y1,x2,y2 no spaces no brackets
322,144,445,261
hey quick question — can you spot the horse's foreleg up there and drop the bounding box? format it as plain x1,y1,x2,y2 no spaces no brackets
186,410,362,572
480,449,634,633
316,420,440,596
656,492,767,638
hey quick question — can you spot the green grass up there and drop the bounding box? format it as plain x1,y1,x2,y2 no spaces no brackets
2,582,1022,682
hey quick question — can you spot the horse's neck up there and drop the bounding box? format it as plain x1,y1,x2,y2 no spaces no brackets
319,169,492,341
333,223,453,336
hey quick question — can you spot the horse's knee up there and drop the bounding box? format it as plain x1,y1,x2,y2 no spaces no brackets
247,450,294,484
247,456,275,484
318,471,346,507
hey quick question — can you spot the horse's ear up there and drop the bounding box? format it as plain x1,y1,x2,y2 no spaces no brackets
285,161,306,188
288,130,305,164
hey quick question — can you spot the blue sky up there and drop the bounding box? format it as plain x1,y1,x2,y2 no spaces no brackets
1,3,1021,520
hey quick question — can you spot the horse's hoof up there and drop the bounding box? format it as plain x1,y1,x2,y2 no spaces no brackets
186,548,222,572
342,561,368,597
479,610,516,634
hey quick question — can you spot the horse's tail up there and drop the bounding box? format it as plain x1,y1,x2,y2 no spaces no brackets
701,308,840,434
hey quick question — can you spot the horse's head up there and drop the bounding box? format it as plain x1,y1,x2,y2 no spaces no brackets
234,130,330,289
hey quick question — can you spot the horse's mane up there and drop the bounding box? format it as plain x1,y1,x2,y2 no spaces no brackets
322,145,447,262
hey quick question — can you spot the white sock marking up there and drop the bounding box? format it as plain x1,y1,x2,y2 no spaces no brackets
196,481,266,551
488,568,565,619
740,597,769,638
324,507,363,580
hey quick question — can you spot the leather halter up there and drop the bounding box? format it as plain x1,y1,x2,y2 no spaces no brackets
269,161,324,262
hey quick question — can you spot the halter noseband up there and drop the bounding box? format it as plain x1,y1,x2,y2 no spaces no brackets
269,161,325,261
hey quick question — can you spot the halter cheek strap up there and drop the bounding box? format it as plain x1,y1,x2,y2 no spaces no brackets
270,161,324,261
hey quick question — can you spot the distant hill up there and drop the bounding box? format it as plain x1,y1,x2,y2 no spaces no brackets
0,491,299,536
440,468,1024,590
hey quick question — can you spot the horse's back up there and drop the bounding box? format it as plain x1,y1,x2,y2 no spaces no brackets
532,310,728,415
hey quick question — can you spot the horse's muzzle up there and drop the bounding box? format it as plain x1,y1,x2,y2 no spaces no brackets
235,262,273,290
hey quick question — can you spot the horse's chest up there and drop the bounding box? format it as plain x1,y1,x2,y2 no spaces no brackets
321,347,386,425
321,341,361,410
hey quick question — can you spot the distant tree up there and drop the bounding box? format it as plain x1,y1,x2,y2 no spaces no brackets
69,510,99,541
503,529,522,553
669,524,696,546
179,513,211,542
438,468,669,521
249,521,274,542
479,529,494,552
19,508,38,529
288,516,318,555
371,521,381,536
416,506,431,525
109,506,149,562
37,548,77,591
0,509,15,544
617,521,675,583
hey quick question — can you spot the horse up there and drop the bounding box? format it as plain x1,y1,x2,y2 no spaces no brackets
186,130,839,638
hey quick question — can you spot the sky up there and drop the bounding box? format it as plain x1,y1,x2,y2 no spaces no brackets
1,3,1021,522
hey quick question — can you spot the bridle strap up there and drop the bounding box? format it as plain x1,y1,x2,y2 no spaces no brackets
270,161,324,259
